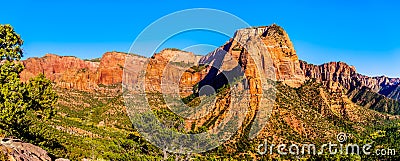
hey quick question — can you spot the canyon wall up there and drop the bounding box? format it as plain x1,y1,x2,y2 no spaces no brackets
21,54,100,90
21,50,205,96
300,60,400,101
20,24,400,103
199,24,305,89
20,52,145,91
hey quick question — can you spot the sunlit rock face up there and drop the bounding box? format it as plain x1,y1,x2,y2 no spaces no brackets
21,24,307,93
199,24,305,89
21,52,144,91
20,53,100,90
300,60,400,101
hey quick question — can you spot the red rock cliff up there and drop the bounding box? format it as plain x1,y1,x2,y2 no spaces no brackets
21,54,99,90
300,60,400,101
144,49,207,96
20,52,145,91
21,50,204,95
97,52,127,85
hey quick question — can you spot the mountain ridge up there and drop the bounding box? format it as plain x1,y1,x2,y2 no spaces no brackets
19,24,400,115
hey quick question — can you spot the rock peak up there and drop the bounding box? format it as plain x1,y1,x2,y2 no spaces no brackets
238,24,304,87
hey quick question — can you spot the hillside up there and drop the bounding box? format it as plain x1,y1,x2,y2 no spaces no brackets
16,78,399,160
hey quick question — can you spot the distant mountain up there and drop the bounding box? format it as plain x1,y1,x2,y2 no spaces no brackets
301,61,400,114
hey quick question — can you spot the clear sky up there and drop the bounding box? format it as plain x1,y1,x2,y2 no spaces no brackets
1,1,399,77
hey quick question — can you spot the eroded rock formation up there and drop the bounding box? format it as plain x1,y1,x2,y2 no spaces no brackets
21,54,99,90
143,49,207,96
97,52,128,85
300,60,400,101
20,24,400,104
20,52,146,91
199,24,305,89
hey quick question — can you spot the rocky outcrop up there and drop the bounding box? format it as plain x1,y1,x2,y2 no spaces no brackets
260,24,305,87
97,52,128,85
20,24,400,105
20,54,99,90
20,24,306,93
300,61,357,90
300,60,400,102
199,24,305,93
0,138,69,161
188,25,301,137
21,49,204,96
20,52,147,91
143,49,207,96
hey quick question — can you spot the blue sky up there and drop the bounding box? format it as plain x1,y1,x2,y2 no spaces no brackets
1,1,399,77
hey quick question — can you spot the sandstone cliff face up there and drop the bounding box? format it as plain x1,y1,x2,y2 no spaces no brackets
144,49,208,96
97,52,127,85
21,54,99,90
20,52,147,91
300,61,357,90
300,60,400,101
21,49,206,96
21,24,306,93
191,25,302,138
260,24,305,87
199,24,305,90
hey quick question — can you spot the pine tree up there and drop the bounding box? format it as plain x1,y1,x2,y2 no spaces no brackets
0,24,57,136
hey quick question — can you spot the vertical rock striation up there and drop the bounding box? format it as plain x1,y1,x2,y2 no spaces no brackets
300,60,400,102
20,52,146,91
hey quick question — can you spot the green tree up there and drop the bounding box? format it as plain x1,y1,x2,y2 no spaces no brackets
0,61,29,134
0,24,57,136
0,24,23,61
26,74,57,119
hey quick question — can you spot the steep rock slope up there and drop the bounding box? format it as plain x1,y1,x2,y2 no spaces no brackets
20,54,99,90
300,60,400,114
20,52,147,91
199,24,305,89
143,49,207,96
97,52,128,85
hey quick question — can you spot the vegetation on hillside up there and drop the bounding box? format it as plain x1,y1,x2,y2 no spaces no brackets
21,78,399,160
348,86,400,115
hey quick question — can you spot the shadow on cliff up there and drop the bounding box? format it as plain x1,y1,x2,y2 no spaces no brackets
197,41,246,96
